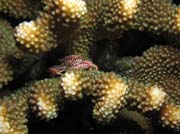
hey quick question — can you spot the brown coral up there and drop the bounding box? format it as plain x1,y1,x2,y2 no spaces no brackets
29,78,63,120
160,102,180,130
70,0,180,58
126,45,180,105
15,0,87,53
0,18,23,58
15,13,58,53
0,57,13,88
127,82,167,112
14,0,180,59
0,0,39,18
61,70,128,123
0,90,28,134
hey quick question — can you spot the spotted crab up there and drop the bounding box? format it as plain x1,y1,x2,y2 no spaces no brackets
48,55,98,76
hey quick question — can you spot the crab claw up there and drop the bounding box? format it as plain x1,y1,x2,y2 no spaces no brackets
48,65,66,76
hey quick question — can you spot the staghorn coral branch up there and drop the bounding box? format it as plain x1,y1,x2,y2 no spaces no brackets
0,67,180,133
0,18,26,89
0,0,180,133
0,89,29,134
114,45,180,129
0,0,39,18
0,18,23,58
160,102,180,129
29,78,64,120
0,57,13,88
119,108,153,134
61,70,128,122
124,45,180,105
15,0,180,59
126,81,167,112
15,0,87,54
70,0,180,58
15,13,58,53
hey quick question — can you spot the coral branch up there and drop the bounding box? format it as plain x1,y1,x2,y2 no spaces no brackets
0,18,23,58
15,0,180,59
29,78,63,120
119,108,153,134
125,45,180,105
0,90,28,134
15,0,87,53
1,0,180,133
0,0,39,18
0,68,180,132
0,57,13,88
160,102,180,130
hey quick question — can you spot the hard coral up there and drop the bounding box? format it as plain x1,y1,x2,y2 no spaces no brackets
29,78,63,120
0,90,28,134
15,0,87,53
1,0,180,133
160,102,180,129
125,45,180,105
0,18,24,89
115,45,180,129
0,18,23,58
15,13,58,53
0,0,39,18
0,69,179,133
15,0,180,59
0,57,13,88
61,70,128,123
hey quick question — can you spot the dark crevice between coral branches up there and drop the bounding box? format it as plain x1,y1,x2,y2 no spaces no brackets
172,0,180,5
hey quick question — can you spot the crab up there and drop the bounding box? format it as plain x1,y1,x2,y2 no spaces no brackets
48,55,98,76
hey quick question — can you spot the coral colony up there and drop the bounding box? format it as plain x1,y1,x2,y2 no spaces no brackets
0,0,180,133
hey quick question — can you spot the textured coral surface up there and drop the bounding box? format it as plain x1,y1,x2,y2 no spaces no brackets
0,0,180,134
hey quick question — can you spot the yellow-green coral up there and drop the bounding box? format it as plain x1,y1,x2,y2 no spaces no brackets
0,18,25,89
134,0,179,34
127,82,167,112
0,0,39,18
0,69,179,132
15,13,58,53
61,70,129,123
15,0,87,53
113,45,180,129
0,78,63,133
43,0,87,24
119,108,153,134
70,0,180,57
126,45,180,105
1,0,180,133
0,18,23,58
160,102,180,130
29,78,63,120
0,90,28,134
69,0,141,58
15,0,180,58
0,57,13,88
